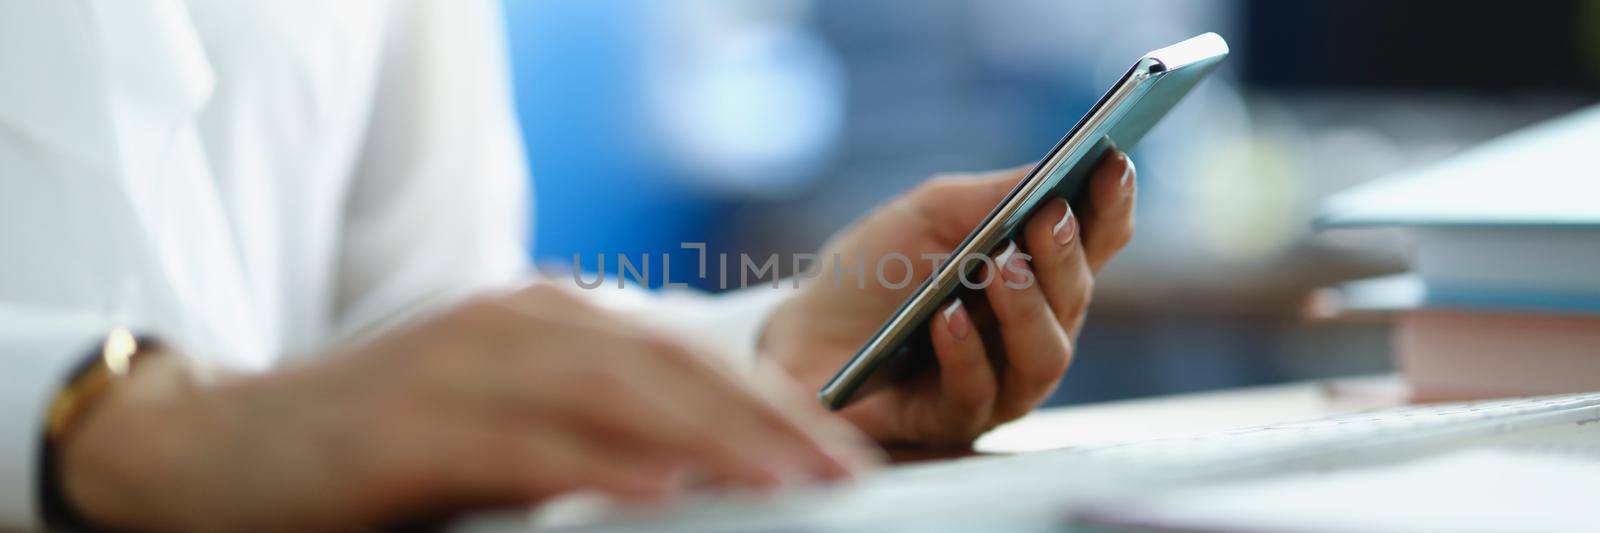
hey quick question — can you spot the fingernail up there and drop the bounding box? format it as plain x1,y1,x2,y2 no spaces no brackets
1119,153,1136,192
1052,200,1077,247
771,462,806,488
995,241,1030,285
942,299,970,340
775,467,809,488
663,465,693,494
818,452,855,481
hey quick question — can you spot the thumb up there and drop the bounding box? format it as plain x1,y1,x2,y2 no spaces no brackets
905,163,1035,242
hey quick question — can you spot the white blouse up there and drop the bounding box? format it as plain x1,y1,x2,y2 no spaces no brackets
0,1,783,527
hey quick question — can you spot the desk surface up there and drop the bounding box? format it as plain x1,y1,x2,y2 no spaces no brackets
972,373,1409,454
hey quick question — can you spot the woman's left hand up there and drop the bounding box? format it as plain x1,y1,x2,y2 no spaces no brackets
762,151,1137,447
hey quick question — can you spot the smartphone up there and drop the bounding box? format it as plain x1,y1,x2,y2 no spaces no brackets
819,33,1229,410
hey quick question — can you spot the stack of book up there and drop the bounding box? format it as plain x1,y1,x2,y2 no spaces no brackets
1314,105,1600,402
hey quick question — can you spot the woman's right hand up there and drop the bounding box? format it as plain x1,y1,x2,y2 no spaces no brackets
60,284,875,531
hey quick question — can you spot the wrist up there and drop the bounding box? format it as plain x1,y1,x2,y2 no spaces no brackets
758,296,835,390
52,341,208,530
756,298,801,363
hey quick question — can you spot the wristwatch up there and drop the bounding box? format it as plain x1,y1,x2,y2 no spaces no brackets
38,328,167,529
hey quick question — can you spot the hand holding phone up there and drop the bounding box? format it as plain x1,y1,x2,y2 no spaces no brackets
817,33,1229,411
765,151,1139,445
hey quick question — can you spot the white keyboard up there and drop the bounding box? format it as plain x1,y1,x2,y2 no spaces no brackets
457,392,1600,532
887,391,1600,488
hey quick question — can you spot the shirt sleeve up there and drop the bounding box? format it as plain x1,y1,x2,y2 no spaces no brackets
332,0,531,341
0,306,110,530
554,281,795,368
334,0,791,363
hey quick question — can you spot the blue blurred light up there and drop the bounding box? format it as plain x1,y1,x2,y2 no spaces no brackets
502,0,719,284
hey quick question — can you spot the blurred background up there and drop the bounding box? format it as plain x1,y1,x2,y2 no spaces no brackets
502,0,1600,406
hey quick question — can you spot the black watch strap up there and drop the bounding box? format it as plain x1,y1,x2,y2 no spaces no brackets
37,331,163,531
